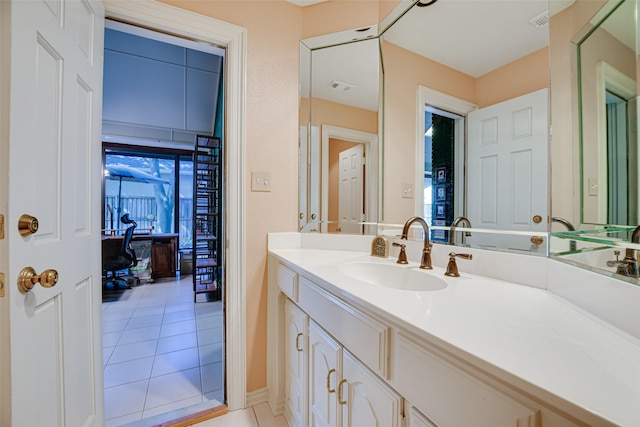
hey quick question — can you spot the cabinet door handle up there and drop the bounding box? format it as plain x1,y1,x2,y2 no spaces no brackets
295,333,303,352
338,379,348,405
326,368,336,393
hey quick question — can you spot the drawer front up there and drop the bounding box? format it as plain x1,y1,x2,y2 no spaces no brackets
277,263,298,301
298,276,389,378
394,332,539,427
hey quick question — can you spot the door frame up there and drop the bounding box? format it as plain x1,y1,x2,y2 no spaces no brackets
103,0,247,411
321,124,378,234
416,86,476,220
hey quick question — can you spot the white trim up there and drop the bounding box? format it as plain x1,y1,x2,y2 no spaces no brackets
595,61,636,223
320,124,379,234
416,86,477,218
102,0,247,411
246,387,270,408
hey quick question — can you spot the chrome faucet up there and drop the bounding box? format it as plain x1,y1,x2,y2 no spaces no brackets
617,225,640,278
449,216,472,246
399,216,432,269
551,216,576,251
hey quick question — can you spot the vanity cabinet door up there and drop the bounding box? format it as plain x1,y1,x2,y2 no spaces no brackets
285,300,309,427
309,321,342,427
407,406,438,427
340,350,403,427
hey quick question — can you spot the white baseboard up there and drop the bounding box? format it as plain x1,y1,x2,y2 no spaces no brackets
246,387,269,408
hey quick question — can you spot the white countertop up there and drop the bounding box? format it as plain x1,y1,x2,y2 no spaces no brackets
270,247,640,426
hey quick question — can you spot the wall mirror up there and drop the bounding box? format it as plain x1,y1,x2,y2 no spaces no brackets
299,0,554,256
549,0,640,284
573,0,638,227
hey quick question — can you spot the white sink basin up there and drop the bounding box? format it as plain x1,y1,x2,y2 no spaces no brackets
338,262,447,292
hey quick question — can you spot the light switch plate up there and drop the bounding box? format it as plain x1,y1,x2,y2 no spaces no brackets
252,172,272,192
588,177,598,196
401,183,413,199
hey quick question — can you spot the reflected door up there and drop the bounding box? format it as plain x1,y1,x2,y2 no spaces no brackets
338,145,364,234
467,89,548,251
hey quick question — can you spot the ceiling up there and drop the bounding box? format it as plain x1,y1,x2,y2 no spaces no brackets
303,0,583,111
383,0,552,78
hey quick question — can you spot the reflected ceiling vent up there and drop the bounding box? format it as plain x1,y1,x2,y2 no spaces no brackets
529,11,549,28
328,80,355,92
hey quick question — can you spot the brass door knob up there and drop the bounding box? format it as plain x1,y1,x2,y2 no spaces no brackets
530,236,544,245
18,214,39,236
18,267,58,292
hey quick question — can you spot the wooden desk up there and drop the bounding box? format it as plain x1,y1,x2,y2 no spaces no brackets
102,233,178,279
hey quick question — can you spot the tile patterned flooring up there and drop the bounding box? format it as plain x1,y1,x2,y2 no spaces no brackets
102,275,224,426
192,402,289,427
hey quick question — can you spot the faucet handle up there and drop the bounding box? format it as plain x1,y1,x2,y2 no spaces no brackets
420,242,433,270
445,252,472,277
392,242,408,264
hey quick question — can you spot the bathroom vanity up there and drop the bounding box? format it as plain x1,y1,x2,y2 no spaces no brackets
267,233,640,427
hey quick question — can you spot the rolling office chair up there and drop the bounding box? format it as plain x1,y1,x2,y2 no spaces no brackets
103,214,139,290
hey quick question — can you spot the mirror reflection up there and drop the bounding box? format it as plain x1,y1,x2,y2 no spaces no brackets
574,0,638,226
298,27,380,234
299,0,553,255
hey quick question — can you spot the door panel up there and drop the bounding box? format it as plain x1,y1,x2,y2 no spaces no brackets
467,88,548,252
6,0,105,425
338,145,364,234
309,321,341,427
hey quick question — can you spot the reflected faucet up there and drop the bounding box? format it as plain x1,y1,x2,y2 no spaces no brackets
400,216,432,269
617,225,640,278
449,216,472,246
551,217,577,251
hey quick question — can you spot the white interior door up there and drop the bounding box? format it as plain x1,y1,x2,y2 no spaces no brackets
3,0,105,425
466,88,548,252
338,145,363,234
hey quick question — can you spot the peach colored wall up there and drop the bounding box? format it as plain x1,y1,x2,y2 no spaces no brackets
382,40,476,223
310,98,378,133
475,47,550,108
328,138,360,232
549,0,608,226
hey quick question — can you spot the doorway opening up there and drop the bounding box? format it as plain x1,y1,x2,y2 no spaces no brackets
101,20,227,425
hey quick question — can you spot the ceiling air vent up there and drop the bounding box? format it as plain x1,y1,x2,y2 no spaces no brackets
328,80,354,92
529,11,549,29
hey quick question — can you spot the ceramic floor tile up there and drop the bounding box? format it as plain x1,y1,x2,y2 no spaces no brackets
118,325,162,345
163,309,196,324
200,361,224,394
165,302,196,314
132,305,166,318
253,402,290,427
103,331,122,348
105,411,143,427
156,332,198,354
151,347,200,377
103,346,115,366
196,314,222,331
145,367,202,409
126,314,164,330
104,356,154,388
142,394,203,419
109,339,158,364
192,408,258,427
198,342,223,366
103,319,129,334
197,326,223,346
104,379,149,420
194,302,223,317
160,319,197,338
103,309,134,322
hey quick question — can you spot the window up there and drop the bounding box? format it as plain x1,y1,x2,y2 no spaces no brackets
103,148,193,250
